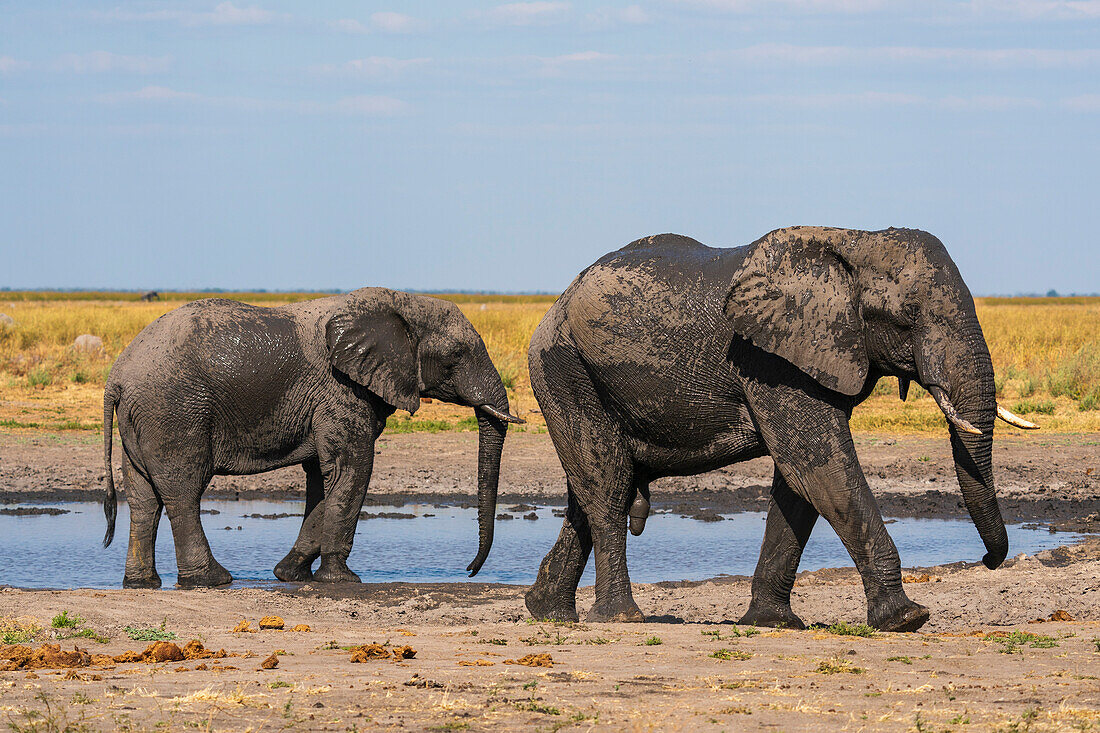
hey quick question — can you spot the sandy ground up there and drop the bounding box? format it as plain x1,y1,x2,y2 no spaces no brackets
1,539,1099,732
2,429,1099,730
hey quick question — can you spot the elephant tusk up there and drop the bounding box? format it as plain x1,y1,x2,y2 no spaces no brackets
928,386,983,435
997,404,1040,430
479,404,526,424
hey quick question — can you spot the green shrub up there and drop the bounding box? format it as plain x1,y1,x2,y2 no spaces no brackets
1012,399,1056,415
27,368,52,387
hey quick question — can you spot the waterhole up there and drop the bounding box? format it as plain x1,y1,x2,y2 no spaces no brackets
0,501,1076,589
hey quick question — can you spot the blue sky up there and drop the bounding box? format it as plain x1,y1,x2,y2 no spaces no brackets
1,1,1098,293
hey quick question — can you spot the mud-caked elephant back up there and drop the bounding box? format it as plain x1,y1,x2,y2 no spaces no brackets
325,291,421,415
723,228,869,396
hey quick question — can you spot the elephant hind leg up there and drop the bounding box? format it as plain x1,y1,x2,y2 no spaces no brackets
739,466,817,629
275,458,324,582
526,481,592,622
528,339,642,623
156,471,232,588
122,454,164,589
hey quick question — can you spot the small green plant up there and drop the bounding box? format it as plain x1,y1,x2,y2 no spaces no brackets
72,692,94,705
1092,637,1100,652
428,722,470,731
478,638,508,645
710,648,752,661
814,656,865,674
61,628,108,644
949,713,971,725
27,368,52,387
51,610,84,629
124,618,176,641
515,701,561,715
585,636,612,645
986,631,1058,654
1012,399,1056,415
886,655,913,664
823,621,875,637
269,681,292,689
918,455,930,462
523,680,538,690
643,636,663,646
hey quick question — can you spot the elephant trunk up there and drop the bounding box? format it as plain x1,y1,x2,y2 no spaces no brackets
923,321,1008,570
456,352,522,577
467,409,507,576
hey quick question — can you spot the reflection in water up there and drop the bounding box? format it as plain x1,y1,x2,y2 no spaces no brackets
0,501,1077,590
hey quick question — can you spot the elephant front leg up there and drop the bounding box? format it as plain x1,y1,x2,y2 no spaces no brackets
747,382,928,632
274,458,324,582
740,467,817,629
312,445,374,584
526,486,593,622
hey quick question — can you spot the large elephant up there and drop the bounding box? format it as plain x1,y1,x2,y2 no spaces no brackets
525,227,1038,631
102,287,522,588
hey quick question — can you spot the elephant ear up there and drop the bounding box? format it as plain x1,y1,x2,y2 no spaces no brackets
724,233,868,395
325,300,421,415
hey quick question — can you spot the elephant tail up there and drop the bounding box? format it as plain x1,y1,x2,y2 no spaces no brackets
102,381,121,548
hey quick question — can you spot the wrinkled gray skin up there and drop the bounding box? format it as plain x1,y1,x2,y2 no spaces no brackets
526,227,1009,632
103,287,519,588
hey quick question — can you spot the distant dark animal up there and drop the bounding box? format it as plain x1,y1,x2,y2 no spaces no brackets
103,287,522,589
525,227,1038,631
140,291,159,302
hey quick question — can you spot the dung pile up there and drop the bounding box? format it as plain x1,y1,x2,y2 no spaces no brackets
0,640,234,671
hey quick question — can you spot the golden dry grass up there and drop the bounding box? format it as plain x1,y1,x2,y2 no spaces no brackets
0,293,1097,434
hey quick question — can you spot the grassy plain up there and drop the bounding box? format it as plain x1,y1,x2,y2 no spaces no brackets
0,292,1098,434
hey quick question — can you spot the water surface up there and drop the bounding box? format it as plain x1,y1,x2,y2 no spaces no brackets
0,501,1075,589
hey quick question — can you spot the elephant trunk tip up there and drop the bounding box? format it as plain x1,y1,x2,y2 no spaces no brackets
467,546,491,577
982,544,1007,570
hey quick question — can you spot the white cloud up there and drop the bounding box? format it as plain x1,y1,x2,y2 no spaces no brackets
98,2,287,27
674,0,888,12
0,55,30,73
582,4,652,28
370,11,422,32
332,11,423,34
55,51,171,74
970,0,1100,18
710,44,1100,69
96,86,410,116
330,96,410,116
97,86,201,102
701,91,1042,110
318,57,431,78
1062,94,1100,110
485,1,572,26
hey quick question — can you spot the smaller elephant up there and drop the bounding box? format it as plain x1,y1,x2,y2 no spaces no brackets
103,287,522,588
140,291,160,302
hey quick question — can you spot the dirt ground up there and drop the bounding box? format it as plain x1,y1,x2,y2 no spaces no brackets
2,429,1099,730
1,539,1098,732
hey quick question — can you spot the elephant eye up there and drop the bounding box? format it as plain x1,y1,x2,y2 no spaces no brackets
902,301,921,324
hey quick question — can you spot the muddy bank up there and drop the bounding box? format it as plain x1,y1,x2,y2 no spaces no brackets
1,539,1098,731
1,431,1097,530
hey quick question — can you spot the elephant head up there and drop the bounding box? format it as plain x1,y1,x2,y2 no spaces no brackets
326,287,523,576
724,226,1038,570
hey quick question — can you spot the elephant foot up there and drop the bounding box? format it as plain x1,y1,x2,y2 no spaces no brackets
274,551,316,582
313,556,361,584
525,587,580,622
176,562,233,588
587,596,645,623
869,600,930,633
738,599,806,630
123,572,162,590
